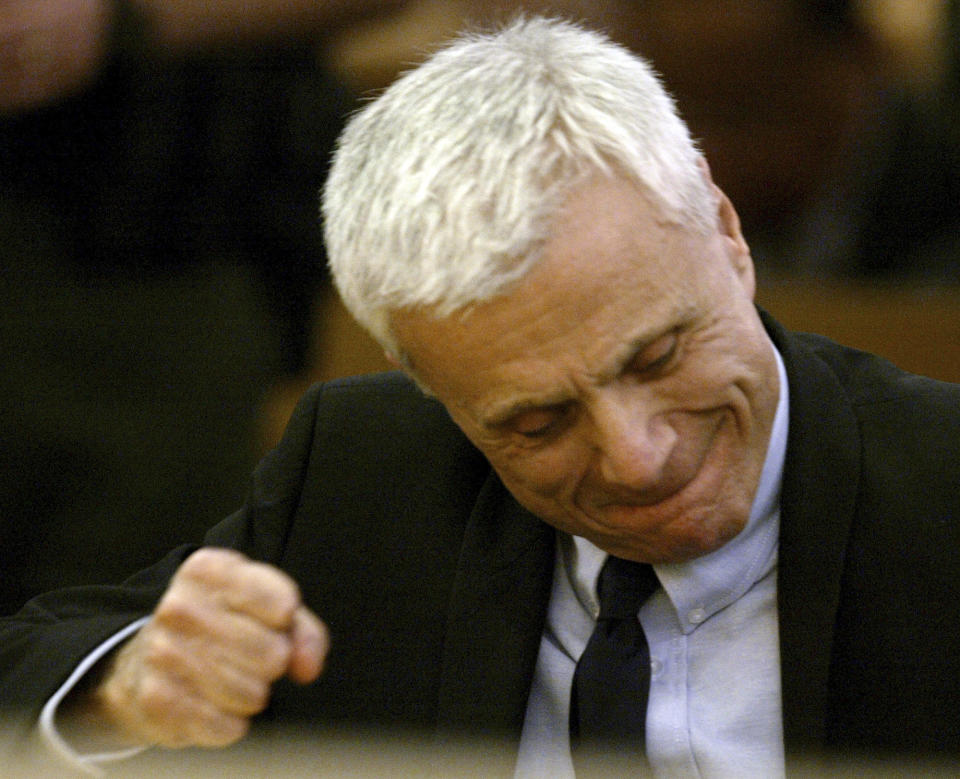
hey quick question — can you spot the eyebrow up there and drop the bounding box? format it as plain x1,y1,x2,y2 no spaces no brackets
477,318,686,430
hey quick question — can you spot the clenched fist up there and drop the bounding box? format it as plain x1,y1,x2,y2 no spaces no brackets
89,548,328,748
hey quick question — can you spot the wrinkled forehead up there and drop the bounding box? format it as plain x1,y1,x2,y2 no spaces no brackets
390,177,717,403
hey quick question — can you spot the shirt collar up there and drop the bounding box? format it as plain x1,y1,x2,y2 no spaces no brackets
565,342,789,631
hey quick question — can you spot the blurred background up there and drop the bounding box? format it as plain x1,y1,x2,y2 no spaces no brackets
1,0,958,614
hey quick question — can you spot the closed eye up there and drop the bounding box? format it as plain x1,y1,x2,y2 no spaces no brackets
629,331,679,376
508,403,572,439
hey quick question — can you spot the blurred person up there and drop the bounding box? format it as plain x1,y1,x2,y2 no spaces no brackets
439,0,960,279
1,15,959,777
600,0,960,279
0,0,404,614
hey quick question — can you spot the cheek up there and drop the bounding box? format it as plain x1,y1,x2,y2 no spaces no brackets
488,444,589,506
674,337,764,415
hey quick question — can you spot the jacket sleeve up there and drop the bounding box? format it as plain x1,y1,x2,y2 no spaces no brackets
0,381,328,722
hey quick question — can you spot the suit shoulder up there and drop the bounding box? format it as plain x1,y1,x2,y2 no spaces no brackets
286,370,487,484
788,331,960,527
790,331,960,415
308,370,462,439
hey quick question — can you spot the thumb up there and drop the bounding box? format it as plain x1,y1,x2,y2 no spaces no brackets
286,605,329,685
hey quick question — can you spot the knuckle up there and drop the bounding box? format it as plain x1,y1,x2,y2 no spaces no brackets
132,673,253,748
242,679,272,714
141,632,181,671
154,590,197,628
232,565,301,627
259,633,293,678
247,561,297,597
264,586,299,625
203,714,250,747
138,675,179,721
180,547,242,584
186,701,250,747
153,597,210,640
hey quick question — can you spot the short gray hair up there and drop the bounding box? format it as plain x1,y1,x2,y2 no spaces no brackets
323,16,713,356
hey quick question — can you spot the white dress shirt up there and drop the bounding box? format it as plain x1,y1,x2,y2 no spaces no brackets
515,347,789,778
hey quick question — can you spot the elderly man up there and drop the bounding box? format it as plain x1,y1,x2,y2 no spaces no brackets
2,16,959,777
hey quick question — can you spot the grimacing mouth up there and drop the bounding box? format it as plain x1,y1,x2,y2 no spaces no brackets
583,406,729,509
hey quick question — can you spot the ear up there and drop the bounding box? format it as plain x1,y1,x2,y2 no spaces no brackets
697,156,755,299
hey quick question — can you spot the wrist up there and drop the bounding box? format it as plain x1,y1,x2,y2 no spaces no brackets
56,642,153,752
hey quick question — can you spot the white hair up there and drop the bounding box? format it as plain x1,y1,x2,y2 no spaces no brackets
323,15,713,357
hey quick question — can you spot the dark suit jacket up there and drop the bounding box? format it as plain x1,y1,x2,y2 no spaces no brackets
2,313,959,770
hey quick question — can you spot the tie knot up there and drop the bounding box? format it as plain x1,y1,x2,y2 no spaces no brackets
597,556,659,621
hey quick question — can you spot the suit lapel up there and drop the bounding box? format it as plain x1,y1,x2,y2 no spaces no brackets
435,471,555,744
765,314,861,755
434,314,861,762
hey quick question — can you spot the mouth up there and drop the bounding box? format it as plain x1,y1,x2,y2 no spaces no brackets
583,459,739,562
578,412,734,540
594,468,697,508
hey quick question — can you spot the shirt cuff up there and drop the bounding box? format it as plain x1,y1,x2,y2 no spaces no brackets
38,616,151,776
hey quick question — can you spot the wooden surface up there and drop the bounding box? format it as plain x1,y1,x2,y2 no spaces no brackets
756,281,960,384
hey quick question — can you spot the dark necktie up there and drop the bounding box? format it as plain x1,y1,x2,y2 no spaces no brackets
569,555,660,773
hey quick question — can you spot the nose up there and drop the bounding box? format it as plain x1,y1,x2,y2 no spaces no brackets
589,391,677,495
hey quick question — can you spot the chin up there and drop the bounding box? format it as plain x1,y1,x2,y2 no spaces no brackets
603,509,748,564
667,513,748,561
